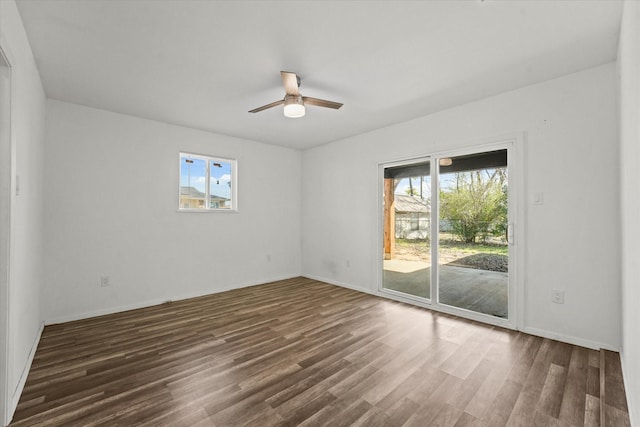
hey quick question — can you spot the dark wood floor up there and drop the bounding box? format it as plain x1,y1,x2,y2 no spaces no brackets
10,277,630,426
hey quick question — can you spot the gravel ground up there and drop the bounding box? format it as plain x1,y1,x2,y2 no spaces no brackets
393,240,508,272
446,253,508,272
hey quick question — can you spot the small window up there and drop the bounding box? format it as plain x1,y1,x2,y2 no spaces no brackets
179,153,236,211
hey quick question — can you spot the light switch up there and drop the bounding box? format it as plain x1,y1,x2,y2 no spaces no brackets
532,192,543,205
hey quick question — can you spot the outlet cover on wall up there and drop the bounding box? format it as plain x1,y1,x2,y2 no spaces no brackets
552,289,564,304
100,276,110,287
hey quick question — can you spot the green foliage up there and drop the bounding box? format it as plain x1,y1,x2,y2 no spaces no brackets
440,169,507,243
493,183,508,239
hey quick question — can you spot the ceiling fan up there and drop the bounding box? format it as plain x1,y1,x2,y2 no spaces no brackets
249,71,343,118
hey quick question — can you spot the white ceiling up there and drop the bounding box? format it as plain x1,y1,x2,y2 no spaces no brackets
16,0,622,150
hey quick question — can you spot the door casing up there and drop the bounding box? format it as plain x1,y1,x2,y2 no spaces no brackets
0,38,14,426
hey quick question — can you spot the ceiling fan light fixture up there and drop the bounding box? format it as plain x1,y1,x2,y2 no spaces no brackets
283,95,305,118
249,72,341,116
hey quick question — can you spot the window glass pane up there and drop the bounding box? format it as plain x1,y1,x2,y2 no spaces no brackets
438,150,508,318
180,155,207,209
382,164,431,300
209,159,232,210
179,153,236,211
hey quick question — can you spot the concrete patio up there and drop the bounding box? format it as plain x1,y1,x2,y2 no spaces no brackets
383,259,508,318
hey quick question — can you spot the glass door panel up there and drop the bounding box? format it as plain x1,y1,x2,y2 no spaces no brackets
382,160,432,300
437,150,509,318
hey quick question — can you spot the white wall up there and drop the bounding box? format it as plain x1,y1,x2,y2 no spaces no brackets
302,63,620,350
0,0,46,423
43,100,301,322
619,1,640,424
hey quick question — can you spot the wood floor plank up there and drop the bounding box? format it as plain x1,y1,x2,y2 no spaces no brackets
584,394,601,427
603,349,630,413
558,346,589,425
453,411,484,427
446,358,493,411
9,277,631,426
464,336,536,420
482,378,522,426
538,363,569,418
350,405,392,427
297,396,371,427
384,396,420,425
429,403,465,426
376,364,447,412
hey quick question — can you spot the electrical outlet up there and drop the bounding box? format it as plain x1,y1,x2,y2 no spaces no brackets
552,289,564,304
100,276,110,287
266,254,272,262
346,259,351,268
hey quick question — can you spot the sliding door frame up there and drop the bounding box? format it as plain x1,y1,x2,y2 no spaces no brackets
378,155,433,305
377,133,525,331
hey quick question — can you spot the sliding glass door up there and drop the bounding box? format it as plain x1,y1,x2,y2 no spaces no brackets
437,150,509,318
381,145,512,324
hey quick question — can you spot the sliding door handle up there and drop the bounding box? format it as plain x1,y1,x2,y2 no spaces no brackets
507,223,514,245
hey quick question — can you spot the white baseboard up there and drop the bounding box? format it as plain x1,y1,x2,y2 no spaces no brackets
45,274,300,325
521,326,620,352
8,321,44,423
619,350,637,427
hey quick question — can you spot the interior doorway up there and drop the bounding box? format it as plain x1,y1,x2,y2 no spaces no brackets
380,143,514,326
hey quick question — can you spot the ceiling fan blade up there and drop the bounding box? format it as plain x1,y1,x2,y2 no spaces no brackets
248,99,285,113
281,71,300,96
303,97,343,110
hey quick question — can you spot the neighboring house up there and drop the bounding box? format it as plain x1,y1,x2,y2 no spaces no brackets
394,194,430,239
179,186,229,209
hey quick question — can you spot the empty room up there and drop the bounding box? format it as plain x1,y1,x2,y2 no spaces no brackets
1,0,639,426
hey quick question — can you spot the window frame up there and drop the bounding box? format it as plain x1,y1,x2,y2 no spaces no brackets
178,152,238,212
